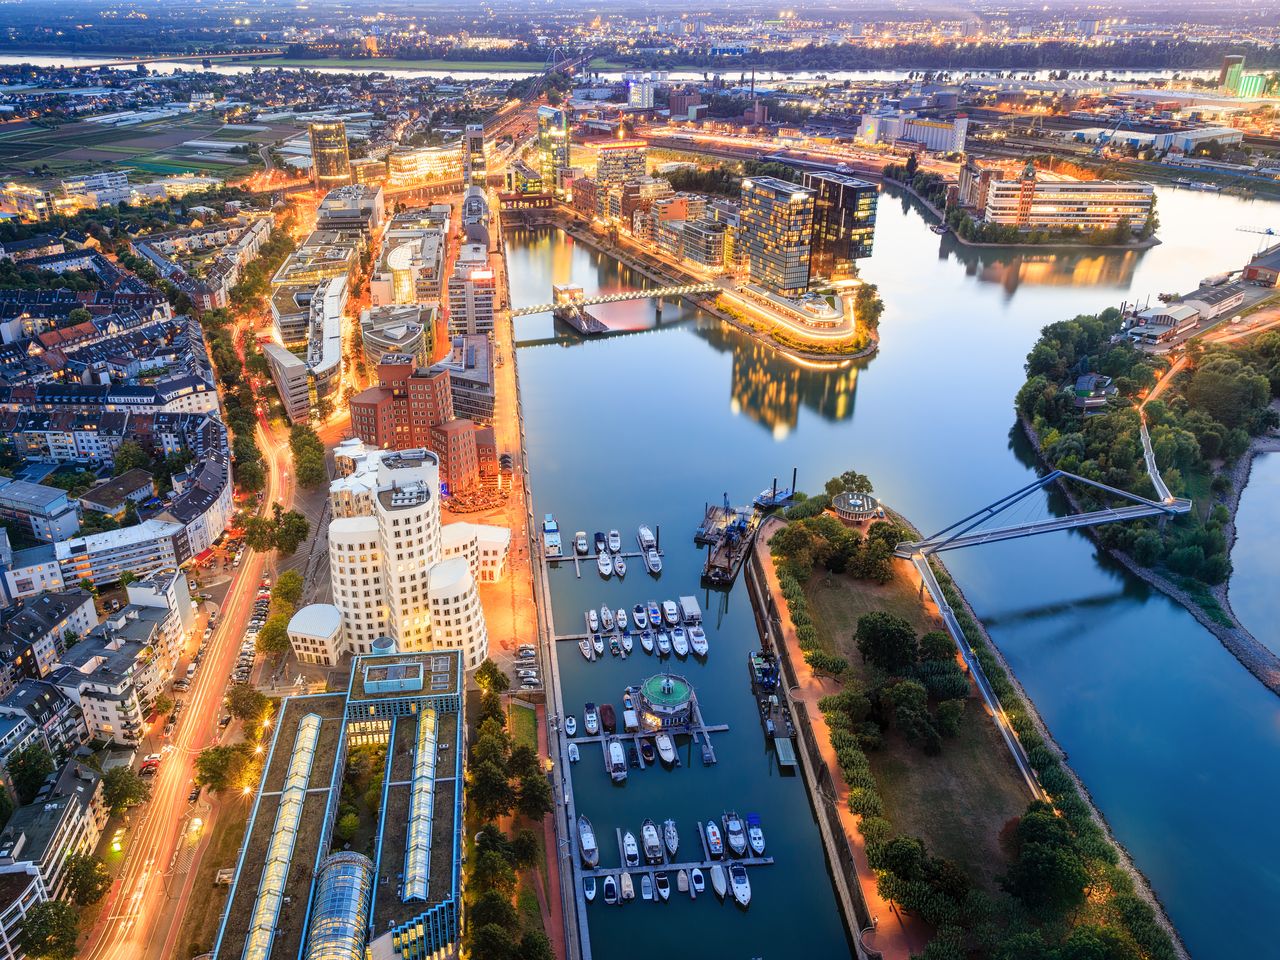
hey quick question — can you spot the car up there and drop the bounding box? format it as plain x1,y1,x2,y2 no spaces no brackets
110,599,121,612
516,668,538,679
517,645,536,656
218,714,232,728
187,785,201,804
173,679,189,691
163,722,175,738
189,579,199,591
520,678,540,689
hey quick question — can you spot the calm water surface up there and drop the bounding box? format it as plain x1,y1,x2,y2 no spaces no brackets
508,184,1280,959
1228,454,1280,657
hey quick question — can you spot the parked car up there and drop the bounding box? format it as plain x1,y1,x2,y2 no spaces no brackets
516,669,538,679
187,784,201,804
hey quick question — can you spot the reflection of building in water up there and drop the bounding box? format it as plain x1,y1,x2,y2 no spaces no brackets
975,251,1140,295
699,323,860,437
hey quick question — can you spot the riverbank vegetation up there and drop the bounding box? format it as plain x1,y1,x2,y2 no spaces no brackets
1015,309,1280,602
768,471,1180,960
662,158,799,196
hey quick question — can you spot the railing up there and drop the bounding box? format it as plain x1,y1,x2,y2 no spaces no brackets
512,282,719,317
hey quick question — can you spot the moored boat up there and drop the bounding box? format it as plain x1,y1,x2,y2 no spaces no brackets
579,638,592,660
705,821,723,858
632,604,648,630
603,874,618,904
614,555,627,578
689,625,709,656
655,732,676,765
600,606,614,631
574,531,588,556
609,636,620,656
592,634,605,655
565,715,577,737
723,811,747,856
637,525,656,550
568,742,580,763
677,869,688,892
641,819,663,863
584,876,596,902
671,627,689,658
584,703,599,735
597,552,613,578
608,529,621,552
586,609,599,632
710,863,727,899
578,815,598,867
656,632,671,656
640,873,653,900
640,630,654,654
747,813,765,855
616,608,628,632
609,739,628,782
647,601,662,627
645,548,663,574
655,871,671,901
543,514,563,558
663,818,679,858
600,704,617,733
620,872,635,901
594,531,607,554
690,867,705,898
729,863,751,907
621,633,633,655
640,738,656,765
662,600,679,625
623,830,640,867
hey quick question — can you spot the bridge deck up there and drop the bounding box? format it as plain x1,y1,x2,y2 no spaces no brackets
513,282,718,317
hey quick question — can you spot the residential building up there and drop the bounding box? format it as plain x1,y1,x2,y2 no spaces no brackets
264,276,346,423
54,519,187,588
446,243,496,337
0,863,46,960
286,603,343,666
0,481,80,543
627,73,655,109
427,558,489,667
0,588,97,694
0,681,86,761
310,120,351,189
263,343,312,423
360,304,434,370
0,760,105,901
61,171,131,208
803,172,878,281
594,140,647,186
317,184,385,234
740,176,815,296
433,335,495,425
78,468,155,519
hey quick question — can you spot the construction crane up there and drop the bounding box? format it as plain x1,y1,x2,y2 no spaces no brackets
1091,114,1133,157
1237,226,1278,236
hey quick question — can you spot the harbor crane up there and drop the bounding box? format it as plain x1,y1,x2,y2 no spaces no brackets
1237,226,1278,236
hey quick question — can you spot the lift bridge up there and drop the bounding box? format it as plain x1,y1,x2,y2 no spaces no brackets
892,470,1191,799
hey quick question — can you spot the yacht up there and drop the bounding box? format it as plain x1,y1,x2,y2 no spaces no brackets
656,632,671,656
747,814,765,856
543,514,563,558
600,704,617,733
623,830,640,867
609,739,628,782
574,531,589,556
690,868,705,898
689,626,709,657
641,819,663,863
586,609,599,633
567,742,580,763
600,606,614,631
579,638,592,661
655,733,676,765
602,875,618,905
584,703,599,736
621,633,633,655
614,555,627,578
640,739,656,765
620,872,635,901
637,525,657,550
729,863,751,907
647,601,662,627
663,819,679,859
644,548,663,574
616,609,628,633
594,531,607,554
640,631,654,654
705,821,724,858
671,627,689,658
592,634,605,656
640,873,653,901
578,815,599,867
710,863,727,899
597,552,613,578
723,811,747,856
655,872,671,901
584,876,596,902
565,715,577,737
632,605,648,630
662,600,679,625
607,529,621,553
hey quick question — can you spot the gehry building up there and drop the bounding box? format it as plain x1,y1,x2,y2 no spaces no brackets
323,440,509,667
212,650,464,960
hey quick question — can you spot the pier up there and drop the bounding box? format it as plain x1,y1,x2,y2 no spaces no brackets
581,823,775,884
551,548,661,580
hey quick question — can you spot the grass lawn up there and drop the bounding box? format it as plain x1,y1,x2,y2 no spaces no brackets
175,798,250,958
804,558,1031,894
264,56,544,73
508,702,538,751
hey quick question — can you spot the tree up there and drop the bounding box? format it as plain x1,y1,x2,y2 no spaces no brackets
63,851,111,905
18,900,79,960
1002,841,1088,916
273,569,304,609
102,766,151,813
518,931,556,960
334,812,360,842
273,510,310,554
256,613,292,656
154,694,174,716
195,743,255,792
475,658,510,693
515,772,553,821
111,440,153,476
226,685,271,722
470,924,517,960
119,570,137,587
855,612,918,673
507,744,539,781
471,848,517,895
511,828,540,868
469,759,515,820
919,631,954,662
6,743,54,804
242,516,276,552
469,889,518,930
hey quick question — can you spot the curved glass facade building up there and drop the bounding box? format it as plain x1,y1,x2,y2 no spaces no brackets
310,120,351,189
304,852,375,960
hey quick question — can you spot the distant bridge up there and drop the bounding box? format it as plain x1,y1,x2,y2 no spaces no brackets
512,282,719,317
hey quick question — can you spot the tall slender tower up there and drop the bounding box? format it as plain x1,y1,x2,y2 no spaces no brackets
463,124,487,187
309,120,351,189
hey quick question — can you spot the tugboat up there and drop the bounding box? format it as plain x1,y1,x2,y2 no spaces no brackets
663,818,679,859
622,830,640,867
578,815,599,867
641,819,663,863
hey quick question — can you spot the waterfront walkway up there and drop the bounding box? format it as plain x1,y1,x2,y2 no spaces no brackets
755,520,931,960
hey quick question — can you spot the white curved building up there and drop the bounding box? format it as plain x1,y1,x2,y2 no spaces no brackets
287,603,344,665
329,516,386,655
427,557,489,668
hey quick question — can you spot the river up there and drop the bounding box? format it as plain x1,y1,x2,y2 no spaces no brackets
506,184,1280,959
1228,454,1280,657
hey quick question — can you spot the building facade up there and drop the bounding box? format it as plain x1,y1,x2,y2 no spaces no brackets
740,176,815,297
310,120,352,189
803,172,878,281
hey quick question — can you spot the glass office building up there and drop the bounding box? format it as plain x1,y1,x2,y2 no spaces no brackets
740,176,815,297
803,171,878,282
536,106,570,194
310,121,352,190
463,124,486,187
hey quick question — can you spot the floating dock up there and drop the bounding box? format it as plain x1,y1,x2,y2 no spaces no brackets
749,650,797,769
698,500,763,588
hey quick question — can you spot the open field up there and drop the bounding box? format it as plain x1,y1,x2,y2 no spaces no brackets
805,560,1030,893
265,56,544,73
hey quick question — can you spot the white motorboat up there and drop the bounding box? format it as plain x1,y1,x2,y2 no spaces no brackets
579,638,592,660
705,821,724,858
578,815,599,867
645,548,663,574
567,742,580,763
723,812,747,856
729,863,751,907
592,634,605,656
647,601,662,627
689,626,709,656
747,814,765,856
620,872,635,901
656,632,671,656
632,604,648,630
623,831,640,867
603,875,618,904
655,872,671,901
608,529,621,552
597,552,613,578
584,877,596,902
543,514,563,558
594,531,607,554
565,715,577,737
608,739,628,782
640,873,653,900
663,819,679,859
641,819,663,863
621,633,634,655
638,525,656,550
690,867,705,898
671,627,689,658
710,863,727,899
614,555,627,578
677,869,688,893
616,609,628,633
655,733,676,766
662,600,679,625
584,703,599,735
586,609,599,633
600,606,614,631
574,531,589,556
640,631,654,654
